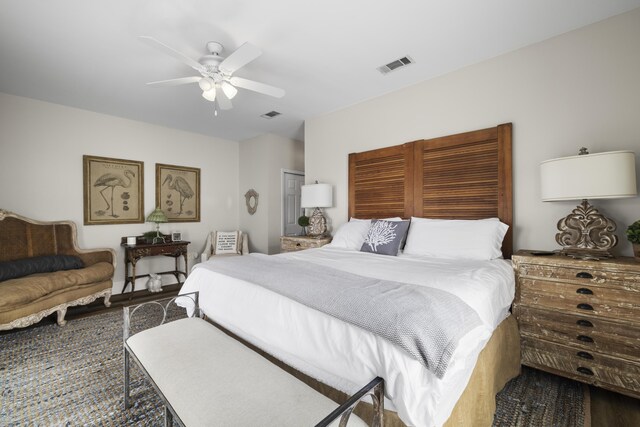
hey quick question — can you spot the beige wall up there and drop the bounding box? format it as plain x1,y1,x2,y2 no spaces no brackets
0,93,240,293
305,8,640,256
239,133,304,254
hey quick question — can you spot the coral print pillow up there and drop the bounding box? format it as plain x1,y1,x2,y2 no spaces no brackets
360,219,410,256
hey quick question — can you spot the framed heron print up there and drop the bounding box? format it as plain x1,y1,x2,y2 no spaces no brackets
156,163,200,222
83,155,144,225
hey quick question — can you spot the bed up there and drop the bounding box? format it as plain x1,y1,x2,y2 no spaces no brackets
179,123,520,426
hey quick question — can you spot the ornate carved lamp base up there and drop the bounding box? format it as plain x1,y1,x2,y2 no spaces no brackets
555,199,617,260
307,207,327,237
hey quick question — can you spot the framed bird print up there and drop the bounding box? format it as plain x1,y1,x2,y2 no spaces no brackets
83,155,144,225
156,163,200,222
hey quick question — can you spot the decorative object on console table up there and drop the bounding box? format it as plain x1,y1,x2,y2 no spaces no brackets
156,163,200,222
120,238,190,297
83,155,144,225
626,220,640,260
280,235,332,253
512,250,640,399
297,215,309,236
540,148,637,260
300,182,332,237
145,207,168,244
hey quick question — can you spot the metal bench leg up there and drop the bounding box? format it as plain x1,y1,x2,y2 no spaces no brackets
165,405,174,426
371,379,384,427
316,377,385,427
124,348,131,409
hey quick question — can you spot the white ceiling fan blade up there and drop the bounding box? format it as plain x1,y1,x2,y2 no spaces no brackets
139,36,204,72
147,76,202,87
229,76,285,98
216,87,233,110
219,43,262,74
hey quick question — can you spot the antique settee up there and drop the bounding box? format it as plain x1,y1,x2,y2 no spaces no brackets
0,210,115,330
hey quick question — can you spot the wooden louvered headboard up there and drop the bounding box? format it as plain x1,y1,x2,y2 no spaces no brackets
348,123,513,258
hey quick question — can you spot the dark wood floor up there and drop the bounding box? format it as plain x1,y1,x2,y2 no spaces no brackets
590,385,640,427
65,283,182,320
5,288,640,426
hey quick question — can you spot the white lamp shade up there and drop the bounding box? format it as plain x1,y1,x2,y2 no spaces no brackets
301,183,332,208
541,150,637,201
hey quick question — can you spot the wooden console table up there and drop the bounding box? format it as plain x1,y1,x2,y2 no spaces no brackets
120,239,190,296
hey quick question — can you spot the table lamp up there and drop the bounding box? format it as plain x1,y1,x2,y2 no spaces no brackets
540,148,637,259
301,182,333,237
146,207,168,244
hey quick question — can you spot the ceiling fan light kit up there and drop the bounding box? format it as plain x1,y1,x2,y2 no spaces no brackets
198,77,214,92
202,88,216,102
140,36,284,116
220,81,238,99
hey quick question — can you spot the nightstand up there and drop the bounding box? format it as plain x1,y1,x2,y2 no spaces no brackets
280,235,332,253
512,250,640,399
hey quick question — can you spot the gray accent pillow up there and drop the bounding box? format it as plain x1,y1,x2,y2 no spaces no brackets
360,220,410,256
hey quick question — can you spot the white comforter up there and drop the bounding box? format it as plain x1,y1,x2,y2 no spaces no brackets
178,246,515,427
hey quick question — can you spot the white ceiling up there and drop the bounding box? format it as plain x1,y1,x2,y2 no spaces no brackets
1,0,639,142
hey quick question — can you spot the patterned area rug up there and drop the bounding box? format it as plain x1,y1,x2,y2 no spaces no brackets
1,307,587,426
0,304,184,426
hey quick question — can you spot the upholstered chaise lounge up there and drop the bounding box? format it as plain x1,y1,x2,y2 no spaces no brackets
0,210,115,330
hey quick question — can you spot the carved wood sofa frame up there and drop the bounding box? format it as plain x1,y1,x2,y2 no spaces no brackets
0,209,116,330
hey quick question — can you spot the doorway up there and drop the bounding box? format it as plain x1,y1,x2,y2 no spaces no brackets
281,170,305,236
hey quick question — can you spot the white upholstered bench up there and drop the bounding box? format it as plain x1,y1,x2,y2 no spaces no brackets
123,294,384,427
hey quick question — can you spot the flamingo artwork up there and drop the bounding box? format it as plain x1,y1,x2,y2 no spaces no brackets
93,170,135,217
162,174,194,215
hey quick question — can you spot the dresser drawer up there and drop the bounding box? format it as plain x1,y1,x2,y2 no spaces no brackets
519,278,640,322
516,306,640,360
280,236,332,252
517,263,640,286
513,251,640,399
521,337,640,397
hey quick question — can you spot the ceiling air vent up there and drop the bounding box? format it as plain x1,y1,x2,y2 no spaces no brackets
378,56,414,74
261,110,282,119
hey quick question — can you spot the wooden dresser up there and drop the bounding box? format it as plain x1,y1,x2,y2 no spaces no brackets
512,250,640,399
280,235,332,253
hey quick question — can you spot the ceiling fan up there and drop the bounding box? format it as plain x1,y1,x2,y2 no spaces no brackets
140,36,285,115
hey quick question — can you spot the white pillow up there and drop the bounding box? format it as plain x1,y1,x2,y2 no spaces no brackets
214,231,242,255
328,218,371,250
403,217,508,260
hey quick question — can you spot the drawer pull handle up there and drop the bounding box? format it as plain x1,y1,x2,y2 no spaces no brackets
577,303,594,311
296,243,301,247
576,288,593,295
577,367,594,376
577,335,594,343
577,351,594,360
576,272,593,279
576,319,594,327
